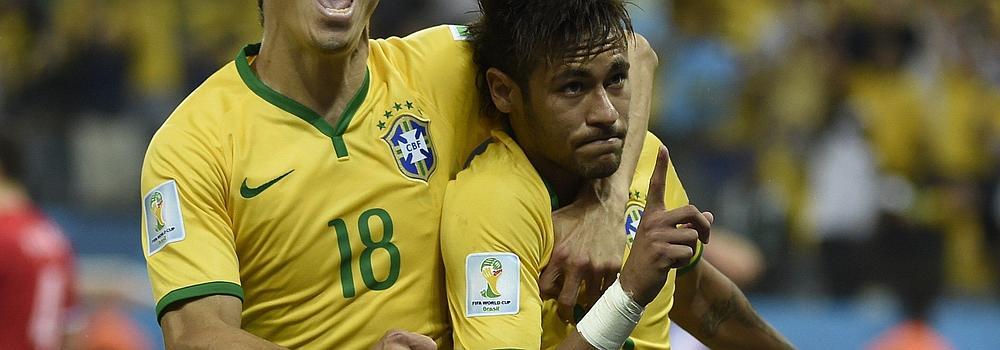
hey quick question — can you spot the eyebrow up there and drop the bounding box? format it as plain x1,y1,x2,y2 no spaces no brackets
552,67,593,82
550,52,631,83
551,56,630,81
609,57,630,73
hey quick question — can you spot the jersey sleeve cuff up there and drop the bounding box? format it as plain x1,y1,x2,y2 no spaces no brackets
155,281,244,320
677,241,704,276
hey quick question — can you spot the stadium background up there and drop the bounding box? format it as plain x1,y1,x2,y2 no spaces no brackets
1,0,999,348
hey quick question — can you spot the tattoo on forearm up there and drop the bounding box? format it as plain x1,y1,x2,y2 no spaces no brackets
695,286,795,348
700,292,768,338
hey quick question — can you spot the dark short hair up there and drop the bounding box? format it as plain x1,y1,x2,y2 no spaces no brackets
467,0,634,118
0,131,24,183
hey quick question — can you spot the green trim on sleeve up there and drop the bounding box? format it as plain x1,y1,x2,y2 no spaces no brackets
235,44,370,159
677,241,704,276
155,281,244,319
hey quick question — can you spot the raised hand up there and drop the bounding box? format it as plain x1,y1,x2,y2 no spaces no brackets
618,146,711,306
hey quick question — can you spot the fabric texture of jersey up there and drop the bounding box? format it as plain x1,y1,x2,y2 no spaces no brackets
441,130,701,349
140,25,491,349
0,203,75,350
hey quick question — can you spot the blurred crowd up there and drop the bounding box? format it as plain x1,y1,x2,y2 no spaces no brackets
631,0,1000,303
1,0,999,347
636,1,1000,347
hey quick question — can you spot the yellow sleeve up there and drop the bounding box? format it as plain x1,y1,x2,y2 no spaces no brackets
379,25,494,175
441,146,554,350
140,111,241,319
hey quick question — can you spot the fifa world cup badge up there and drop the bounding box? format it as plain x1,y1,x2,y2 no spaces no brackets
144,180,186,255
465,253,520,317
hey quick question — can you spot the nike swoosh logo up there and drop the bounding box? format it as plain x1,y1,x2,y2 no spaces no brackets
240,170,294,199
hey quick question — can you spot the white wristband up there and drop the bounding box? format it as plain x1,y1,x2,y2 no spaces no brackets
576,278,645,350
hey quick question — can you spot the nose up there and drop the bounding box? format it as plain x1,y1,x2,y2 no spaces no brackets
586,86,619,127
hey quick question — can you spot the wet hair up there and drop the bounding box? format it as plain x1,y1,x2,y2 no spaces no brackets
467,0,634,118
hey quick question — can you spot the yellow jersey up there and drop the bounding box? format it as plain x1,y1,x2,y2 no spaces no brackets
441,130,702,349
140,25,490,349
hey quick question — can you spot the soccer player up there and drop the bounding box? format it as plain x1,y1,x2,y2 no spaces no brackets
140,0,655,348
441,1,794,348
0,132,76,350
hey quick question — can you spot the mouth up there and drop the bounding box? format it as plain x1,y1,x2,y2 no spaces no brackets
577,130,626,148
576,131,625,155
315,0,354,21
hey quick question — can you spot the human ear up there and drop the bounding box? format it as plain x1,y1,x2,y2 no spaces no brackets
486,67,520,114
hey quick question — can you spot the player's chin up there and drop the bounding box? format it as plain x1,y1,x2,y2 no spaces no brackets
310,31,361,53
576,153,621,179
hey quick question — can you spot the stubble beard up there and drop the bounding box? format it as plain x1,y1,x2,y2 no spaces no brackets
576,151,623,179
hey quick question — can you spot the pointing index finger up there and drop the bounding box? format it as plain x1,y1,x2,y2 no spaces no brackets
645,146,670,212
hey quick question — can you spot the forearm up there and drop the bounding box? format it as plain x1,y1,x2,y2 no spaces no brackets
556,332,599,350
161,296,287,350
165,326,287,350
608,34,658,199
625,33,657,144
672,262,793,349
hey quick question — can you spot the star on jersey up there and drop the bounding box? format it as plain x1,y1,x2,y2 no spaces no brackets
382,114,437,181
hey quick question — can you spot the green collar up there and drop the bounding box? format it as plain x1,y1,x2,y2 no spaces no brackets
541,177,562,212
235,43,370,159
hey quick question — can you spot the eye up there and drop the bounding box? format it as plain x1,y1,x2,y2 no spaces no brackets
561,82,584,95
606,73,628,88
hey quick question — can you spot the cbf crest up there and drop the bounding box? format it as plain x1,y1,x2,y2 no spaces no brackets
382,114,437,181
624,202,644,245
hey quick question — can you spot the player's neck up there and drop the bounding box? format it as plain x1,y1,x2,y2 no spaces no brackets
527,156,583,209
253,36,369,126
507,125,584,207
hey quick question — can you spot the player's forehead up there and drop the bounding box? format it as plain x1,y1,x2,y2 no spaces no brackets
568,42,624,59
541,46,628,79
